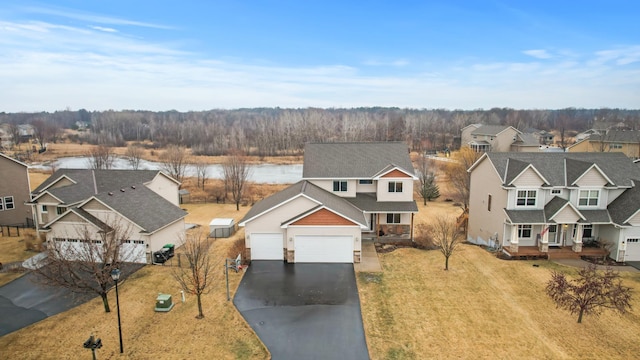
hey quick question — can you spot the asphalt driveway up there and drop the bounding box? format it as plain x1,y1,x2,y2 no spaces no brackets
234,261,370,360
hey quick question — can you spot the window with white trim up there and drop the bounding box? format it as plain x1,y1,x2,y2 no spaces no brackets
582,224,593,239
516,190,536,207
4,196,14,210
518,225,532,238
388,181,403,193
41,205,48,213
387,213,401,224
0,197,3,211
609,143,622,149
578,190,599,206
333,180,347,192
359,179,373,185
56,206,65,215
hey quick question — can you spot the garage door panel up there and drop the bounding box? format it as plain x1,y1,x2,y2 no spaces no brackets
625,238,640,261
251,233,284,260
295,235,353,263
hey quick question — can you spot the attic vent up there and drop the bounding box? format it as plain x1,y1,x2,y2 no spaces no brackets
120,188,125,192
108,192,113,196
131,185,136,189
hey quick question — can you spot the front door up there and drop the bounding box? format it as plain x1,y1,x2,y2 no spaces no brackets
548,225,560,246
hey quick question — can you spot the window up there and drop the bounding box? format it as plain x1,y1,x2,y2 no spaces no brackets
578,190,599,206
582,224,593,239
609,144,623,149
56,206,65,215
388,182,403,193
487,194,492,211
0,198,3,211
359,179,373,185
629,238,639,243
387,213,401,224
41,205,48,213
333,181,347,192
4,197,14,210
551,189,561,195
516,190,536,206
123,240,144,244
518,225,532,238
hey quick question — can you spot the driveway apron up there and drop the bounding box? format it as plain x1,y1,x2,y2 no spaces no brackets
234,261,370,360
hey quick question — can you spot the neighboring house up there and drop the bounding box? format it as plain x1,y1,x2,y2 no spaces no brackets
460,124,521,152
30,169,187,263
239,142,418,263
510,133,543,152
568,130,640,159
0,152,33,226
467,152,640,262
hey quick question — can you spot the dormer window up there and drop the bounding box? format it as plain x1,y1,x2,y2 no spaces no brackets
388,182,403,193
333,181,347,192
578,190,599,206
516,190,536,207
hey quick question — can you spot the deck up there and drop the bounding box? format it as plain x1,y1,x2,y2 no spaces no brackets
503,246,608,260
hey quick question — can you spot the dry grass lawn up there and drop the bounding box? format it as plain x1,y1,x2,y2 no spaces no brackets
357,245,640,359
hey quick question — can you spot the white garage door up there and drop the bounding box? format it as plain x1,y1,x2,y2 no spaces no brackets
294,235,353,263
120,240,147,263
251,233,284,260
625,238,640,261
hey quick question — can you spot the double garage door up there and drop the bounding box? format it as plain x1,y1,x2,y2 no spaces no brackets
250,233,353,263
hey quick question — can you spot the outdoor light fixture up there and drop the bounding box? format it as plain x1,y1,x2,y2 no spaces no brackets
82,334,102,360
110,268,124,354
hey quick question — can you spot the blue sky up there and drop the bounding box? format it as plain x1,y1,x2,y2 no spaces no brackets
1,1,638,112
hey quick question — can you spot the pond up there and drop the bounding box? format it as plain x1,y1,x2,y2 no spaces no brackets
30,156,303,184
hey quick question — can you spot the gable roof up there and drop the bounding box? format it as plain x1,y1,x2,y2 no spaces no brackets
302,142,414,179
239,180,368,227
34,169,186,234
0,152,28,168
608,182,640,226
483,152,640,188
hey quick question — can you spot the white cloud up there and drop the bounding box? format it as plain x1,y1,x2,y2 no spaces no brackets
0,18,638,111
90,26,117,33
522,49,553,59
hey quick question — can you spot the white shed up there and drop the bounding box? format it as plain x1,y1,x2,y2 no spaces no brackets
209,218,236,238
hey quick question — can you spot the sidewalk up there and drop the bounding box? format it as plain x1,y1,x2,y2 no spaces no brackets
553,258,639,272
354,240,382,272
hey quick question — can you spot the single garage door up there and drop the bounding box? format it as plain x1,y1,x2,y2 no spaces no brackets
251,233,284,260
625,238,640,261
120,240,147,263
294,235,353,263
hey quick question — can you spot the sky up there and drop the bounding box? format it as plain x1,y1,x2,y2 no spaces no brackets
1,1,639,112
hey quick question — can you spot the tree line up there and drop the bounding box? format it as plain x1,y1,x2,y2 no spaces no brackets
3,107,640,156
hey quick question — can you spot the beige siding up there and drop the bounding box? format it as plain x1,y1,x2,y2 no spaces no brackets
308,179,357,198
627,211,640,226
244,196,318,249
550,206,581,224
511,167,545,187
575,168,608,187
49,177,75,189
148,219,185,253
82,199,111,211
376,178,413,202
146,174,180,205
0,155,32,225
468,157,508,244
493,128,519,152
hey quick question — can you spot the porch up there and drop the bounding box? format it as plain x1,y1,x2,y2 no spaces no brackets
503,246,609,260
362,224,413,245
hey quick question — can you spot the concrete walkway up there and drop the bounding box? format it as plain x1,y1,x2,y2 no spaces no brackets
354,240,382,272
553,258,639,272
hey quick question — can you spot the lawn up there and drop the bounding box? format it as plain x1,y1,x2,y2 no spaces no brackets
357,244,640,359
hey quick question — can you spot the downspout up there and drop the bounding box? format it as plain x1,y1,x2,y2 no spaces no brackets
410,213,414,242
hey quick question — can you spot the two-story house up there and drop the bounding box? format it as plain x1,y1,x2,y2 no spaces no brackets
568,130,640,159
239,142,418,263
461,124,534,153
30,169,187,263
0,152,33,227
467,152,640,262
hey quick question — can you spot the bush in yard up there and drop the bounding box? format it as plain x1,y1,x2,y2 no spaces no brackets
413,223,436,250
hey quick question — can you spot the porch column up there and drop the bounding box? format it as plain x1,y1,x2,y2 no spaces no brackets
539,225,549,253
510,225,519,253
572,224,583,252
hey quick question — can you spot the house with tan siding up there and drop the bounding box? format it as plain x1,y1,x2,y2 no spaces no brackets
30,169,187,263
568,130,640,159
239,142,418,263
467,152,640,262
0,152,33,227
461,124,541,153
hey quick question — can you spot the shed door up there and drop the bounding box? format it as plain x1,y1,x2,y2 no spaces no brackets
625,238,640,261
294,235,353,263
250,233,284,260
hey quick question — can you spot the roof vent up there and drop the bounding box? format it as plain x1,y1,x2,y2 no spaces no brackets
120,188,125,192
131,185,136,189
108,192,113,196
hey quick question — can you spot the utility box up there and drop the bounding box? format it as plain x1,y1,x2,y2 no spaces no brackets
209,218,236,238
155,293,175,312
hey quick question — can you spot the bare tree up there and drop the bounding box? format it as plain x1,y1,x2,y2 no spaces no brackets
429,215,464,270
194,159,208,190
222,150,252,211
7,123,22,150
415,156,440,205
445,147,481,209
546,264,632,323
172,231,214,319
31,219,137,313
125,144,144,170
160,145,189,183
86,145,115,169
